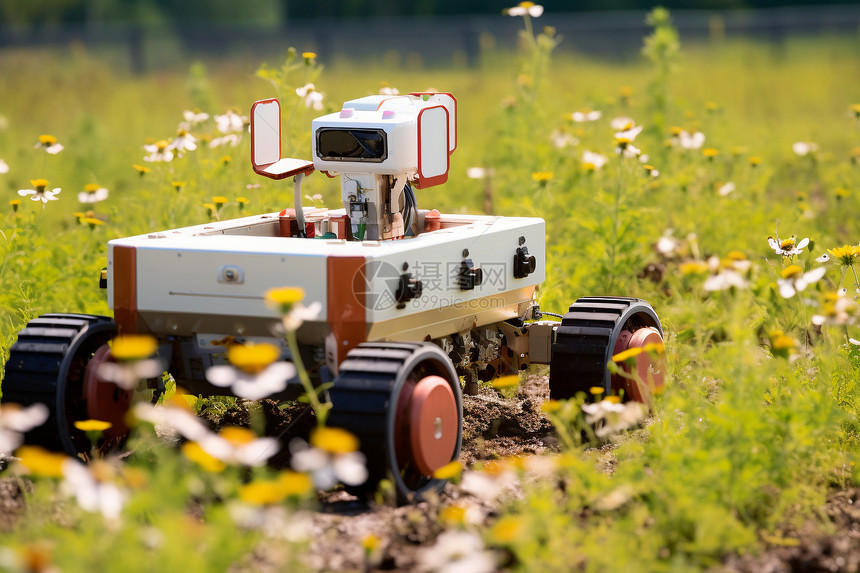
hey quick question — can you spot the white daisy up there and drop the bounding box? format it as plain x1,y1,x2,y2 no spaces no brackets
209,134,241,148
143,140,174,162
717,182,736,196
18,179,60,203
169,129,198,154
417,530,497,573
296,84,324,111
35,134,64,154
767,234,809,257
777,265,826,299
792,141,818,156
582,150,608,170
0,159,8,174
506,2,543,17
572,109,601,122
679,130,705,150
214,110,247,134
77,184,109,204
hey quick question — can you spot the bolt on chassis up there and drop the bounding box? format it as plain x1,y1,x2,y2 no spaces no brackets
3,92,665,502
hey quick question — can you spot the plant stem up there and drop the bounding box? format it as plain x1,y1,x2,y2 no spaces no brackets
285,328,328,426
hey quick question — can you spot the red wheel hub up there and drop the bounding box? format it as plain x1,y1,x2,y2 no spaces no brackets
611,327,666,403
395,375,459,476
83,344,133,440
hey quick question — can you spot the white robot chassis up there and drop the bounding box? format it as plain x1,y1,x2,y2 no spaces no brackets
3,92,665,502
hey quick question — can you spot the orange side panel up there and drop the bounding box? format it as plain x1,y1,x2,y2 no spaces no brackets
327,256,368,367
113,245,138,334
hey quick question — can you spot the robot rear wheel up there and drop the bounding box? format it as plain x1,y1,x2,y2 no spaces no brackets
549,297,665,403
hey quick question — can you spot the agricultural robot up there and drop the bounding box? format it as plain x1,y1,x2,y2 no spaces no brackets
2,92,665,501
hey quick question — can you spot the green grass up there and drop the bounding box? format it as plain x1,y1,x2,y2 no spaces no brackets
1,14,860,572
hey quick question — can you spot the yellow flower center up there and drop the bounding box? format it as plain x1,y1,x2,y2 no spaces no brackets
16,446,67,477
519,1,535,8
669,126,683,136
490,515,525,544
431,460,463,480
680,261,709,275
236,196,249,204
265,287,306,315
39,134,57,145
727,250,747,261
540,399,561,413
311,426,359,455
181,441,226,472
302,51,317,59
110,334,157,361
361,534,381,553
74,419,112,432
770,332,796,350
749,156,762,166
212,196,228,206
531,171,553,183
226,342,280,374
239,480,287,505
30,178,49,190
583,162,596,171
84,183,100,193
278,470,313,496
702,148,719,158
780,238,796,250
781,265,802,279
219,426,258,446
492,374,520,389
155,140,169,151
133,164,151,174
439,505,468,525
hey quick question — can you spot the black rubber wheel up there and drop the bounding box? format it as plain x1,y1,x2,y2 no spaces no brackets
327,342,462,504
2,314,117,457
549,297,662,401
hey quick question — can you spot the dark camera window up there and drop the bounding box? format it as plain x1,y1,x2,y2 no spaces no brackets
316,129,387,162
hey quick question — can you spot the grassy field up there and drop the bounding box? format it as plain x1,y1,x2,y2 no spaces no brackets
1,7,860,572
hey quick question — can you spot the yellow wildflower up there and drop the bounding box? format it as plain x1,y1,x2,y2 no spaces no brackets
489,515,525,544
492,374,520,389
310,426,359,455
110,334,157,361
74,419,112,432
16,446,67,477
265,286,306,315
531,171,553,184
226,342,280,374
540,399,561,413
181,441,226,473
439,505,468,526
828,245,860,267
702,148,719,159
432,460,463,480
278,471,313,497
